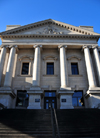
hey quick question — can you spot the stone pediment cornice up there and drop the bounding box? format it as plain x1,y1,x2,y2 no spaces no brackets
0,34,100,40
0,19,100,37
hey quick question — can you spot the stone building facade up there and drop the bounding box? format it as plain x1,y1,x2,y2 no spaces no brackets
0,19,100,109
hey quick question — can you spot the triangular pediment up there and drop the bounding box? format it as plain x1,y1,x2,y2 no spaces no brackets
0,19,100,36
10,24,85,35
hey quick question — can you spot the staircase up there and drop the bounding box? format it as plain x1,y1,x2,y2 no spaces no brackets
0,109,100,138
0,109,52,138
56,109,100,138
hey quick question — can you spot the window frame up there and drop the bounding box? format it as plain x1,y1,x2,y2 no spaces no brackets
46,62,54,75
71,62,79,75
20,61,31,76
21,62,30,75
18,55,33,77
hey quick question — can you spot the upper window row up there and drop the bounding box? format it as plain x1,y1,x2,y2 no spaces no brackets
21,62,79,75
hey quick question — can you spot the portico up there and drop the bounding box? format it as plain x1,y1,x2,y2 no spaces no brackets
0,19,100,109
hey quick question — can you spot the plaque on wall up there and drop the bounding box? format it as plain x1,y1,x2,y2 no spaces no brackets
35,99,40,102
61,99,66,102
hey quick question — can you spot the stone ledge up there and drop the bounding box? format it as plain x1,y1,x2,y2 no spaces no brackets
0,90,16,98
58,90,74,95
0,87,16,98
85,89,100,98
17,75,32,77
89,87,100,91
43,74,58,77
27,90,43,94
68,74,83,77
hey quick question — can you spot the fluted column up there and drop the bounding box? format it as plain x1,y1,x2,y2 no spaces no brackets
93,45,100,86
83,45,96,88
58,45,67,88
0,46,7,86
4,45,17,87
32,45,42,87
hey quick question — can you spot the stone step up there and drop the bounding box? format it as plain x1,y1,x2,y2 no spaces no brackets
0,134,52,137
0,131,52,134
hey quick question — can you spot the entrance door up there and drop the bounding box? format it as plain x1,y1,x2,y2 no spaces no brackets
16,90,29,108
44,91,57,109
44,97,56,109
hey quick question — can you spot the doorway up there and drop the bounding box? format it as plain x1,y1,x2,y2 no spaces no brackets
16,90,29,108
44,91,57,109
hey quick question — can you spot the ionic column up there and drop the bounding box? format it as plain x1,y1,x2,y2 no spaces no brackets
92,45,100,86
32,45,42,87
0,46,7,86
83,45,96,88
58,45,67,88
4,45,17,87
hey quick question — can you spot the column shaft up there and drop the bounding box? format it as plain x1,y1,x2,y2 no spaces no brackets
93,47,100,86
59,45,67,88
4,46,17,87
0,46,7,86
83,46,96,87
32,45,42,87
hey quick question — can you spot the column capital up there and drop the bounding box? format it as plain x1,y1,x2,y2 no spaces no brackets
33,44,42,48
58,45,67,49
92,45,99,49
9,45,18,49
1,45,9,48
82,45,92,50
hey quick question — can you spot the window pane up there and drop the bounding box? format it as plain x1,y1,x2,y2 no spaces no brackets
45,92,56,97
47,63,54,75
73,91,82,97
71,63,79,75
22,63,29,75
46,103,49,109
72,98,77,106
78,97,82,106
72,91,84,107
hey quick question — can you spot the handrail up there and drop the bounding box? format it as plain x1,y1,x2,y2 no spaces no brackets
50,102,60,138
51,104,56,138
53,108,61,138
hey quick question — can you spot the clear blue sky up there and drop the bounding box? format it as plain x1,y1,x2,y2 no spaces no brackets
0,0,100,45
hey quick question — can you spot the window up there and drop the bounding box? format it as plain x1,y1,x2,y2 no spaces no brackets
71,63,79,75
45,92,56,97
21,63,29,75
47,63,54,75
72,91,84,107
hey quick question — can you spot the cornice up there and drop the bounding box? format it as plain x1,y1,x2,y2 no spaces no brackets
67,55,81,61
19,55,33,61
43,55,57,60
0,34,100,40
0,19,100,36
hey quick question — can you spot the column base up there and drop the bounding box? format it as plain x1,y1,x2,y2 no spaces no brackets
58,89,74,109
85,87,100,108
0,87,16,108
27,87,43,109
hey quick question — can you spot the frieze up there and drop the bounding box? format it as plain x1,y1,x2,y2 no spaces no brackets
36,25,64,35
